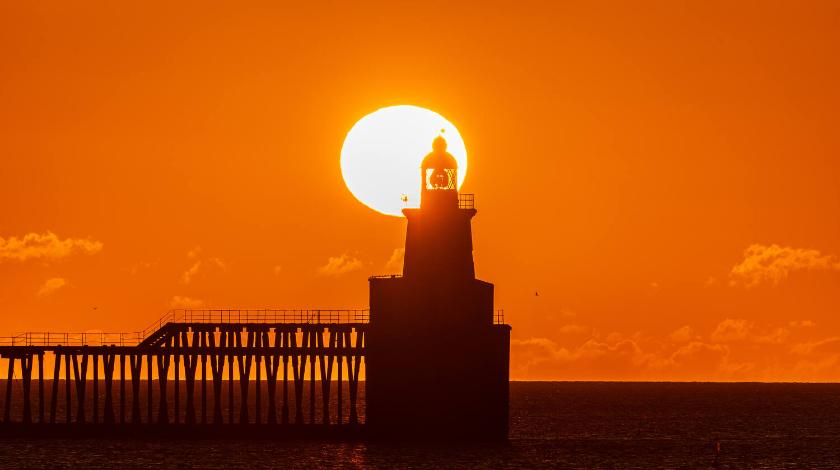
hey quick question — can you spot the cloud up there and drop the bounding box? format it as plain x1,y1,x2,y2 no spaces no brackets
789,337,840,379
169,296,205,309
0,232,102,262
180,256,226,284
710,318,752,342
789,320,816,328
510,335,656,380
181,261,202,284
669,325,694,343
791,337,840,356
128,259,159,275
273,265,283,276
37,277,67,296
384,248,404,273
667,341,731,372
558,308,576,318
510,337,573,373
730,244,840,287
791,355,840,378
317,254,362,276
710,318,789,344
557,324,589,335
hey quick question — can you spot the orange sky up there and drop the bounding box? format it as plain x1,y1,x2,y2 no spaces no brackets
2,1,839,381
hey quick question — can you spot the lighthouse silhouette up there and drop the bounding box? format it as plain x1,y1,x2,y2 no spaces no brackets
367,135,511,439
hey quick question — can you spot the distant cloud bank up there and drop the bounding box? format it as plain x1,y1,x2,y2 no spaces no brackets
0,231,102,262
729,243,840,287
511,316,840,381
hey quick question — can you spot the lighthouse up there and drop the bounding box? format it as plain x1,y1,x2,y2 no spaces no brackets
366,135,511,439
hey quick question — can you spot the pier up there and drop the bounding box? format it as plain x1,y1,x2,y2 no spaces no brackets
0,309,368,436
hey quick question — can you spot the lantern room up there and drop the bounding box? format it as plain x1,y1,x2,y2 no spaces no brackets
421,135,459,208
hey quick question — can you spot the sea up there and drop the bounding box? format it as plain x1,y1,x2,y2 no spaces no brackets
1,382,839,469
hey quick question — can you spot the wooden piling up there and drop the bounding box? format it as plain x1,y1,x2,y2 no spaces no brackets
72,354,88,423
130,354,142,423
103,353,116,424
156,354,170,424
64,353,71,424
4,356,14,423
21,355,33,424
93,354,99,424
38,353,45,424
49,352,61,424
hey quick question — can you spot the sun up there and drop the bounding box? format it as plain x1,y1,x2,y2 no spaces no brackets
340,105,467,217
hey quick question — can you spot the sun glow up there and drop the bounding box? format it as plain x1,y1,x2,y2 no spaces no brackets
340,105,467,217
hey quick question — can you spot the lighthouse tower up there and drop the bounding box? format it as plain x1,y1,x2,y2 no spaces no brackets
366,136,511,439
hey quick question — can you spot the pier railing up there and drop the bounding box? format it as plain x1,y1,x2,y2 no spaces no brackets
0,332,142,347
167,308,369,326
0,309,370,347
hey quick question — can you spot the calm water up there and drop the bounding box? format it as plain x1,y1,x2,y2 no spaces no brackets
1,382,839,468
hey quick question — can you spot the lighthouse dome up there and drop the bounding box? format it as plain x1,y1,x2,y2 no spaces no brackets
421,136,458,170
